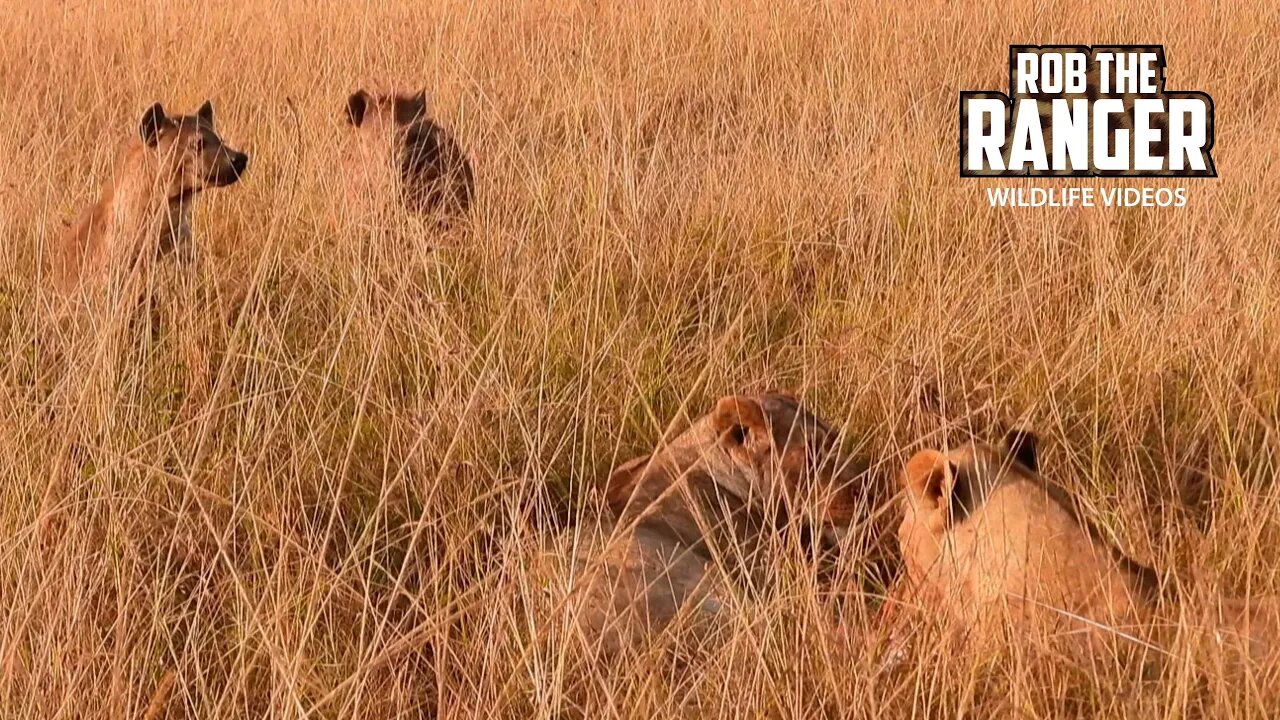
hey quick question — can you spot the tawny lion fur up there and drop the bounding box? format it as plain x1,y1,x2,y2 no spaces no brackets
888,430,1280,664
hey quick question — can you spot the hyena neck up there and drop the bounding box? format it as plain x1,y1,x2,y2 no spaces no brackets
106,140,191,256
159,197,194,258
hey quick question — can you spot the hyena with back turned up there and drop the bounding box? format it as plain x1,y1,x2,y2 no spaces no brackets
342,89,474,222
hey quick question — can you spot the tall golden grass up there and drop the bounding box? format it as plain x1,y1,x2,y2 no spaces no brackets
3,0,1280,716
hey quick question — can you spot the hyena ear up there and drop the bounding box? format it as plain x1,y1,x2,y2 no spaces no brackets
1001,428,1039,472
605,453,652,517
346,90,371,127
394,90,428,125
140,103,168,147
902,450,958,513
196,100,215,126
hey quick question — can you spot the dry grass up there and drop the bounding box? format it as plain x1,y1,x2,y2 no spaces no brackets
3,0,1280,716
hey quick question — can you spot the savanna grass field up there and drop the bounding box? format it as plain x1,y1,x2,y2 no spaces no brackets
4,0,1280,716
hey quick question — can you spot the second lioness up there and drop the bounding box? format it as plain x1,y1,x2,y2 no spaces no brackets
889,430,1280,663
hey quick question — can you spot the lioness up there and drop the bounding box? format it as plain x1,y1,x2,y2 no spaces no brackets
553,392,884,658
893,431,1156,637
342,88,474,221
53,101,249,294
888,430,1279,663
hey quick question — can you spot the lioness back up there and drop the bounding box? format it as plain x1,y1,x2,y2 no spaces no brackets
890,430,1280,673
896,432,1156,637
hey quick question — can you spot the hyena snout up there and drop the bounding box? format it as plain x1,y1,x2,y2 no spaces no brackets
208,147,249,187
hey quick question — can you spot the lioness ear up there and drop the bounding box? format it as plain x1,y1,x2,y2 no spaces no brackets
140,103,168,147
346,90,371,127
196,100,215,126
712,395,770,455
394,90,428,125
902,449,957,511
1002,429,1039,472
605,454,651,517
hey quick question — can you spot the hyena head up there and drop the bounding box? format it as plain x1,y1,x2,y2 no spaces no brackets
345,88,427,133
139,101,249,200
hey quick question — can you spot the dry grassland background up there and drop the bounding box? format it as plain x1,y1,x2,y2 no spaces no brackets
3,0,1280,716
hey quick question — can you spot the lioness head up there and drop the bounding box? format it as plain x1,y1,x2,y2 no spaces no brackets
606,393,874,554
896,431,1158,634
139,101,249,200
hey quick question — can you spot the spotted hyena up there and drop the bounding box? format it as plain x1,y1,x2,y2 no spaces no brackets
342,88,474,222
53,101,249,294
